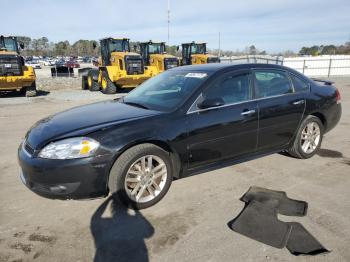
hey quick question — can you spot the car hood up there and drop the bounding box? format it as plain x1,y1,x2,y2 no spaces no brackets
26,100,161,149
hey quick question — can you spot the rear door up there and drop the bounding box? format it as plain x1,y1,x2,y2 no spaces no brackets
186,70,258,168
253,69,306,151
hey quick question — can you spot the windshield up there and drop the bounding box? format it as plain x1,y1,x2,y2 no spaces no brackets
0,38,18,52
148,43,164,54
123,70,210,112
109,39,129,52
191,44,206,54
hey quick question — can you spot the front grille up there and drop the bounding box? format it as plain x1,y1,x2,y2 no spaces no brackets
164,58,179,70
0,55,22,76
207,57,220,63
125,55,144,75
24,141,35,156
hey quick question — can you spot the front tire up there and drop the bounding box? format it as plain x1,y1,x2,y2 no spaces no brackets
288,115,323,159
108,144,173,209
25,81,37,97
101,71,117,94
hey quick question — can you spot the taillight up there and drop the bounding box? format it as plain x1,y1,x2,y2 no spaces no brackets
336,88,341,104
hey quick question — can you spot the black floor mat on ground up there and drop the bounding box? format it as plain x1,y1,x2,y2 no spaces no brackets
228,200,292,249
286,222,330,256
240,186,308,216
228,186,329,256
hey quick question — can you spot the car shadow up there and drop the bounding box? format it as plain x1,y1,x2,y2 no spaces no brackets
317,148,343,158
90,195,154,262
0,90,50,98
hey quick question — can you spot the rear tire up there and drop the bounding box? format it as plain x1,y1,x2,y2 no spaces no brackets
108,143,173,209
101,71,117,94
87,70,100,91
25,81,37,97
288,115,323,159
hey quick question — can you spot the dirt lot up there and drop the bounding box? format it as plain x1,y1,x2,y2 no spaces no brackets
0,72,349,262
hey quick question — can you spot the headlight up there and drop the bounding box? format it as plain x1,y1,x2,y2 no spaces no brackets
38,137,99,159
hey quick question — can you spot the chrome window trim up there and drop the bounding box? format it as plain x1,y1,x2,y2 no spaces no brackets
187,92,297,115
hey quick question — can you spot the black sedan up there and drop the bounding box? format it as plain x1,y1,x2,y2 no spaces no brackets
18,63,342,209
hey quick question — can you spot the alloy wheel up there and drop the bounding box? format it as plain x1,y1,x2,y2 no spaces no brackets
300,122,321,154
124,155,168,203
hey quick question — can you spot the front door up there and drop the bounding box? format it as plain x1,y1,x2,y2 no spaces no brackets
186,70,259,169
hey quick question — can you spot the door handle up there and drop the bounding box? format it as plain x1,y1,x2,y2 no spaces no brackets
241,109,256,116
293,100,305,105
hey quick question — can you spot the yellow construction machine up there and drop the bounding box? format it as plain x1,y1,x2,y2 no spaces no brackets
139,41,178,74
0,35,36,96
179,42,220,65
82,37,157,94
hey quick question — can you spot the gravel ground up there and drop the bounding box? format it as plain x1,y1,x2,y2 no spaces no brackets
0,75,349,262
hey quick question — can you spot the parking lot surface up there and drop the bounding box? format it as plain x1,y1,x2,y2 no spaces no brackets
0,77,349,262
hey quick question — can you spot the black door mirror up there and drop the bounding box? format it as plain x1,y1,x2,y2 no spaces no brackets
92,42,97,49
197,97,224,109
19,43,25,49
176,45,180,51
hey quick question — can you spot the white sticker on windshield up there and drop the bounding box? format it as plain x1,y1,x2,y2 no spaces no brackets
185,73,207,78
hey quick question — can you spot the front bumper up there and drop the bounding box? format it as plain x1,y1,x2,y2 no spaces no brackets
18,143,113,200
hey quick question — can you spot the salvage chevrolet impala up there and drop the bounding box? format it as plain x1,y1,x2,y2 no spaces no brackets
18,64,342,209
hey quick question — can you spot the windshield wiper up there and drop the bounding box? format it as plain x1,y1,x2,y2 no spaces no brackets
123,101,149,110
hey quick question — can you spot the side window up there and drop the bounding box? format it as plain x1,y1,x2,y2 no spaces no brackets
203,73,251,104
254,70,293,98
290,74,309,92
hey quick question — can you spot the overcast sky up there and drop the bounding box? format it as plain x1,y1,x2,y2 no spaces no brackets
3,0,350,52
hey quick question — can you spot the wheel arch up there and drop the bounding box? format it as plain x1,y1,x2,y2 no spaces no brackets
106,139,182,192
310,111,327,129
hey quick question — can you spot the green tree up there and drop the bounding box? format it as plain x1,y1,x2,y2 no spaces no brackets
54,41,71,56
321,45,337,55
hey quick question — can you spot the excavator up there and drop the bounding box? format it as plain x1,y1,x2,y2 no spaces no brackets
139,41,178,74
179,41,220,65
82,37,157,94
0,35,36,96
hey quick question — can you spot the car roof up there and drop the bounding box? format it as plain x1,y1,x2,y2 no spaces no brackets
171,63,292,73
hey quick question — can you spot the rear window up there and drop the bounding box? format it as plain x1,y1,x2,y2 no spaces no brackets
254,70,293,98
290,74,309,92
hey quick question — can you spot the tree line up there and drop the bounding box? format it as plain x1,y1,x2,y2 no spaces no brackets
16,36,181,57
17,36,100,57
298,42,350,56
15,36,350,57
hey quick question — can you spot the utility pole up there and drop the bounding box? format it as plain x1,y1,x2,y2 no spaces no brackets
167,0,170,46
218,32,221,57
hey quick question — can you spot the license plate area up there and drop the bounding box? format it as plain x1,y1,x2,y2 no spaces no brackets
4,64,12,68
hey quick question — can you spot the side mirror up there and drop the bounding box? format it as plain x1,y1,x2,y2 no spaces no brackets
197,97,224,109
19,43,25,49
176,46,179,51
133,45,137,52
92,42,97,49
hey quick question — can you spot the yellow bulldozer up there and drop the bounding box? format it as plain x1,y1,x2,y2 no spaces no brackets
82,37,157,94
0,35,36,96
139,41,179,74
179,41,220,65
